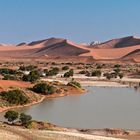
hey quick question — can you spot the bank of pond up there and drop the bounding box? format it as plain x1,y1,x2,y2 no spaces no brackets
0,86,140,130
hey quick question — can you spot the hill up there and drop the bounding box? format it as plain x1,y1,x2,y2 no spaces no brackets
0,36,140,62
90,36,140,49
0,38,90,58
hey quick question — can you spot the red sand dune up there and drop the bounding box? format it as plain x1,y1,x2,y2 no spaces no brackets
0,38,90,58
0,36,140,62
90,36,140,49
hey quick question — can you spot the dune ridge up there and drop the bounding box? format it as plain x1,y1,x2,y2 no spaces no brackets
0,36,140,62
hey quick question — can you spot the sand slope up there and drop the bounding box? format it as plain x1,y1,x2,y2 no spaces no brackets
91,36,140,49
0,36,140,62
0,38,89,58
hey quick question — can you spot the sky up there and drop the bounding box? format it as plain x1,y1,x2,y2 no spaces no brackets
0,0,140,44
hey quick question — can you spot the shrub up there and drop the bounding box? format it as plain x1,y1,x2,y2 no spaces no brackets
114,64,121,68
33,83,56,95
118,73,124,79
79,70,89,75
19,65,37,71
96,65,102,69
114,68,120,74
62,66,69,71
91,70,101,77
106,74,112,80
104,72,117,80
20,113,32,128
22,70,40,82
4,110,19,124
64,69,74,77
1,90,29,105
3,74,18,80
67,80,81,88
45,67,59,76
0,68,16,75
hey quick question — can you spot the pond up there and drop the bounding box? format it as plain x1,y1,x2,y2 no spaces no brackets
0,86,140,130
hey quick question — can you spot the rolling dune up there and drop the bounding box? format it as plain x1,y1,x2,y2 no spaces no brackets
0,36,140,62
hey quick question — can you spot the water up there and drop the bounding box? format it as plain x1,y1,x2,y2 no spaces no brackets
1,86,140,130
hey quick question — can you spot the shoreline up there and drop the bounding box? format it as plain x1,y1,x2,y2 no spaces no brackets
0,82,140,139
42,78,129,87
0,87,84,113
0,95,46,113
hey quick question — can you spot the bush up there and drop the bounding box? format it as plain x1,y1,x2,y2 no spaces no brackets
114,64,121,68
67,80,81,88
114,68,120,74
118,73,124,79
19,65,37,71
106,74,112,80
33,83,56,95
4,110,19,124
22,70,40,82
45,67,59,76
1,90,29,105
3,74,18,80
62,66,69,71
104,72,117,80
96,65,102,69
20,113,32,128
91,70,101,77
0,68,16,75
64,69,74,77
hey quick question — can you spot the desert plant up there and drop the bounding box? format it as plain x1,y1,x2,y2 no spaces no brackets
62,66,69,71
20,113,32,128
64,69,74,77
118,73,124,79
33,83,56,95
22,70,40,82
91,70,101,77
4,110,19,124
67,80,81,88
1,90,29,105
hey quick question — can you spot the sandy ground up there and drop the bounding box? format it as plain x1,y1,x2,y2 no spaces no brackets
0,124,126,140
0,80,32,89
41,77,129,87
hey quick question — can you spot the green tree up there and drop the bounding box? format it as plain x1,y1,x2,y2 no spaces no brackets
91,70,101,77
20,113,32,127
4,110,19,124
67,79,81,88
22,70,40,82
1,90,29,105
64,69,74,77
0,68,16,75
33,83,56,95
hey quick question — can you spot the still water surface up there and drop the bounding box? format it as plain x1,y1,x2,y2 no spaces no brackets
1,87,140,129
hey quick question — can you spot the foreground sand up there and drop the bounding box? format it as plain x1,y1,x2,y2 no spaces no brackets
42,77,129,87
0,123,126,140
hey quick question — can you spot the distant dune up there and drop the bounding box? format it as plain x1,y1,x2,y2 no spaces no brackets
0,38,89,58
91,36,140,49
0,36,140,62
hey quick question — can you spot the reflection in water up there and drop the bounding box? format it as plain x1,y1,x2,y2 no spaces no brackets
0,87,140,130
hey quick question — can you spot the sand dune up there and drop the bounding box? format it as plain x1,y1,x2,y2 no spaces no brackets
90,36,140,49
0,38,90,58
0,36,140,62
90,45,140,60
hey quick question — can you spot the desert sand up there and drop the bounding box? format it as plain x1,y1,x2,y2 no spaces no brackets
0,36,140,62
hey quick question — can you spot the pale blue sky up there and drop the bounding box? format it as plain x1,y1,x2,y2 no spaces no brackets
0,0,140,44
